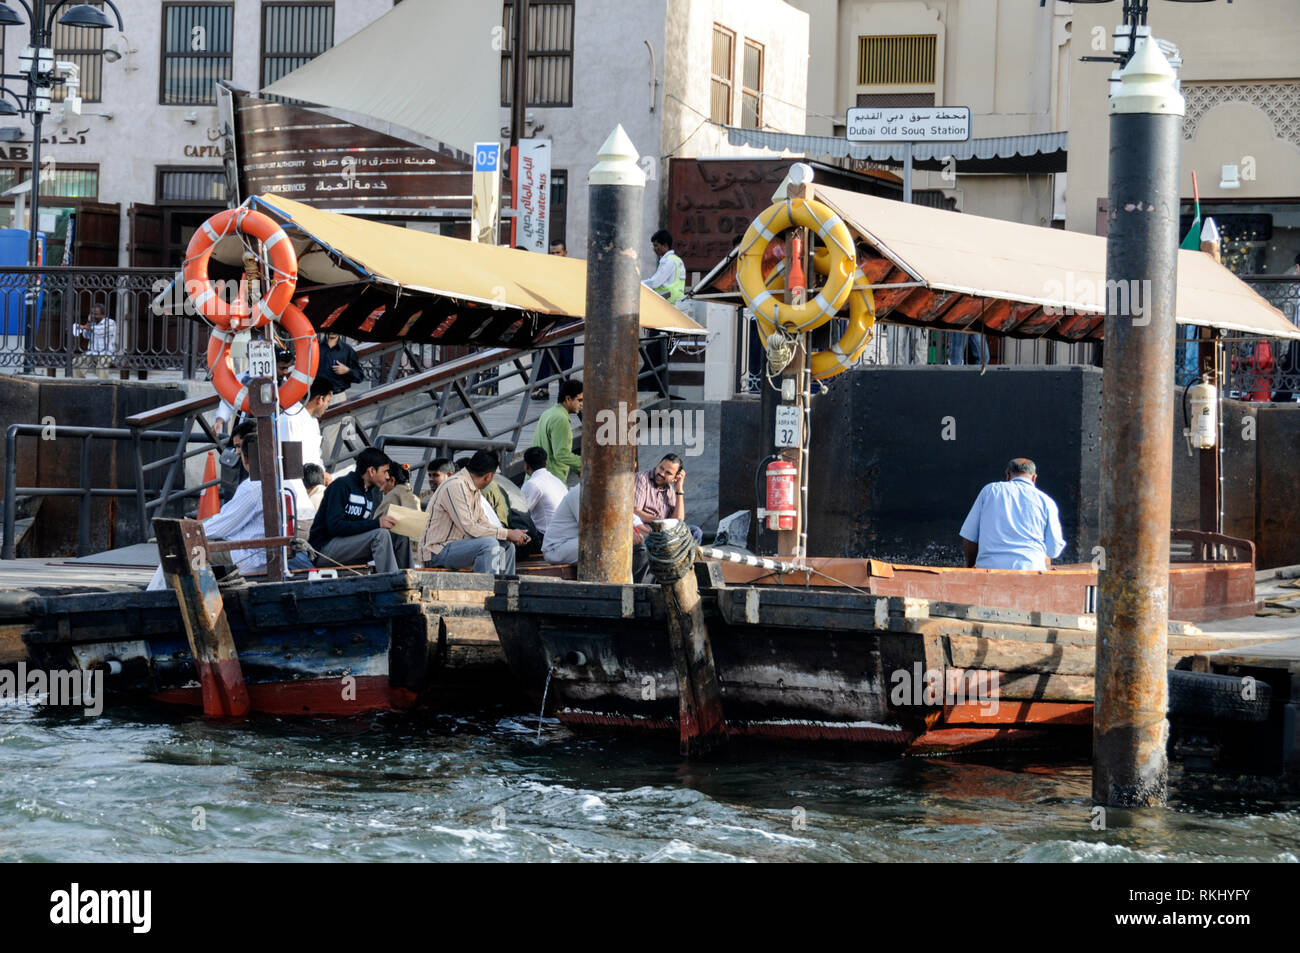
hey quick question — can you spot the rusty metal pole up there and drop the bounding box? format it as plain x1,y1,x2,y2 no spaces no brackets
1093,38,1184,808
578,125,645,583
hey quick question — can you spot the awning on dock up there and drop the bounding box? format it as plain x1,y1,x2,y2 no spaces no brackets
195,195,703,346
696,185,1300,342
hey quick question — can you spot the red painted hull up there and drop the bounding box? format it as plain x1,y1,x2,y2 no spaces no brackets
151,676,416,716
558,702,1095,752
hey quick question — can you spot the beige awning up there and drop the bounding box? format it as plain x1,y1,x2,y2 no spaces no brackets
260,0,498,157
192,195,702,346
814,185,1300,342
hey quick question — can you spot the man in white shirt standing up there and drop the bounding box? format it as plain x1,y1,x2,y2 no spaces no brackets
73,304,117,380
520,446,566,536
277,377,333,522
959,458,1066,571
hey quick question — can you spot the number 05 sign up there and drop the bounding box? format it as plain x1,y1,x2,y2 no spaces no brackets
775,405,801,448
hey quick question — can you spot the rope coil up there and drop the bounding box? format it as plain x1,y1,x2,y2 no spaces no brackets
645,520,697,584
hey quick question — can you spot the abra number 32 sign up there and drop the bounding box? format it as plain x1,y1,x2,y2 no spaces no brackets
775,405,801,448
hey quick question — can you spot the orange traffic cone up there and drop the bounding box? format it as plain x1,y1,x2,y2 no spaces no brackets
198,450,220,519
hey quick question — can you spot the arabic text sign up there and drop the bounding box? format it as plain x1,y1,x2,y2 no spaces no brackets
845,106,970,143
512,138,551,253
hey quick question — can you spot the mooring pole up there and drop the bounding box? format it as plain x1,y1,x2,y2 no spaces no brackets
578,126,645,583
1093,38,1184,808
649,519,727,756
246,381,285,583
1197,220,1222,536
155,517,250,718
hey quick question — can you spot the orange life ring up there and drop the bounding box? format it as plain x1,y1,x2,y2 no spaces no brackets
184,208,298,331
207,304,320,413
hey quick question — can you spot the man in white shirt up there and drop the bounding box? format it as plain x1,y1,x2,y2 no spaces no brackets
277,377,333,521
959,458,1066,571
520,446,566,536
541,482,650,580
73,304,117,379
147,422,291,589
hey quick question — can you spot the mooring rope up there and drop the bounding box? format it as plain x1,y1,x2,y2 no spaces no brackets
645,521,697,584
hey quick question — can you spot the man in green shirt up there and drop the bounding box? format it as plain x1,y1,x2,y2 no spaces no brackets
532,379,583,481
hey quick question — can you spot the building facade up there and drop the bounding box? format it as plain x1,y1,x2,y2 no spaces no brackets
1065,0,1300,276
511,0,808,263
0,0,396,264
788,0,1071,226
0,0,808,268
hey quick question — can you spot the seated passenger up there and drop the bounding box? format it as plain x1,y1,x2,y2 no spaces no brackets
521,446,566,536
420,450,528,574
542,483,649,581
307,447,408,573
959,457,1065,570
633,453,703,544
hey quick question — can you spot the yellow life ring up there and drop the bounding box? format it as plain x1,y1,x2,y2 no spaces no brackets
761,247,877,381
737,198,856,335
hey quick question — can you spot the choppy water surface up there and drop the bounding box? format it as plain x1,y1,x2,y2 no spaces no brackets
2,704,1297,862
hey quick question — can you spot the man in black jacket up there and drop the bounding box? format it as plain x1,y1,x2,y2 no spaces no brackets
317,333,365,394
307,447,408,572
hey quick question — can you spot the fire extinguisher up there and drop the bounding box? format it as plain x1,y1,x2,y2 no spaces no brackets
1186,378,1217,449
764,460,797,531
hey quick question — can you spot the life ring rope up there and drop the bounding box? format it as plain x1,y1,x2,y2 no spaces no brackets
737,198,857,336
184,205,299,331
746,238,876,382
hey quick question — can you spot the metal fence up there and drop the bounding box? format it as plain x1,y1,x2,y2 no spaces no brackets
1,324,679,556
0,266,206,377
732,276,1300,399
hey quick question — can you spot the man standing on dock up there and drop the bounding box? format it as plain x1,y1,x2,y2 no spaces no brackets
959,458,1065,571
532,380,583,482
308,447,408,573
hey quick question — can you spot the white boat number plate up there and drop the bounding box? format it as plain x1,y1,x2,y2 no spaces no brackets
248,340,275,380
775,406,801,448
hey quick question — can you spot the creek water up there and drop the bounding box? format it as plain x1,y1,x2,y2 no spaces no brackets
2,703,1298,863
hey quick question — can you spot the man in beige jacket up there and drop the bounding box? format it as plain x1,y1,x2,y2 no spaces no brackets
420,450,528,574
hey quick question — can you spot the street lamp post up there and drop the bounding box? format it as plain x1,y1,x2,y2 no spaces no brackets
0,2,124,262
0,2,123,373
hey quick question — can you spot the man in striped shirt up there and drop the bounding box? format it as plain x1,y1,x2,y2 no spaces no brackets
420,450,528,574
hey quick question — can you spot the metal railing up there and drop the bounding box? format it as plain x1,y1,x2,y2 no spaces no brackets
0,266,205,376
2,423,188,558
2,324,674,556
730,276,1299,396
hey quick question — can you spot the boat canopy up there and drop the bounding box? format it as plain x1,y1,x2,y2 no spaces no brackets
697,184,1300,343
188,195,703,347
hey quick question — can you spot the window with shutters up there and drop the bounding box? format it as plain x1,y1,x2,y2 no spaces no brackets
157,167,228,205
160,3,234,105
52,1,104,102
261,2,335,88
710,25,734,125
740,40,763,130
857,35,936,86
501,1,574,108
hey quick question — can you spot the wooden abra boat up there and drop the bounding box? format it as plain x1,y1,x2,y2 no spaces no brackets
488,565,1279,754
23,569,510,716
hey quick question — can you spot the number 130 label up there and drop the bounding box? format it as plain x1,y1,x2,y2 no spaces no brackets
775,406,801,448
